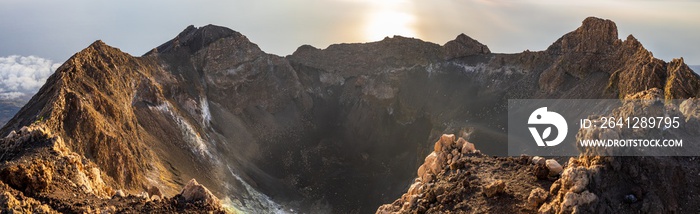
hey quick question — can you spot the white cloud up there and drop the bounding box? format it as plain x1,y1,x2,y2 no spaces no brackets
0,92,26,100
0,55,60,99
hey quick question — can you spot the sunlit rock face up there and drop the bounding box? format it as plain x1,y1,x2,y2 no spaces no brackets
0,17,698,213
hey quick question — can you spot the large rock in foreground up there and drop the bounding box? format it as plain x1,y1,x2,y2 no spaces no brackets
177,179,222,210
377,134,553,213
0,125,226,213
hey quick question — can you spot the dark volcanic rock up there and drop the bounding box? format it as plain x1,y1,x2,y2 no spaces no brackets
535,17,700,99
665,58,700,99
289,35,444,77
443,33,491,60
547,17,619,54
145,24,246,55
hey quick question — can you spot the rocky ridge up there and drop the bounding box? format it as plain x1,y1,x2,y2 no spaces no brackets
0,16,698,213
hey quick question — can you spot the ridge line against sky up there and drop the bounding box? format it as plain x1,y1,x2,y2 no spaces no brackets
0,0,699,65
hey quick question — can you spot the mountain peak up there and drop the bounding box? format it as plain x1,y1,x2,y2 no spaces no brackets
580,17,617,33
83,40,124,54
443,33,490,60
547,16,619,54
59,39,132,72
144,24,247,55
88,39,108,48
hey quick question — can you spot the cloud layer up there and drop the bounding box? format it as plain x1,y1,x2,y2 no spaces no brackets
0,55,60,99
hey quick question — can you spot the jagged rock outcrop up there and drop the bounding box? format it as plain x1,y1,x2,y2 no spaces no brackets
0,125,114,198
608,35,667,99
0,124,225,213
547,17,619,54
665,58,700,99
377,134,552,213
443,33,491,60
536,17,700,99
1,16,699,213
0,181,58,214
528,187,548,208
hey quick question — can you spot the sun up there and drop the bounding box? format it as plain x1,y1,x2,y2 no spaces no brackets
364,1,418,41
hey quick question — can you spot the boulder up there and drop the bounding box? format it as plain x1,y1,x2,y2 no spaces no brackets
561,190,597,213
178,179,221,209
533,164,550,180
5,131,16,139
138,192,150,200
527,187,548,208
147,186,163,198
561,166,590,193
424,152,439,175
484,180,506,197
435,134,455,152
417,165,427,181
461,140,476,154
0,191,55,213
532,156,545,166
113,189,126,198
455,137,466,148
546,159,563,176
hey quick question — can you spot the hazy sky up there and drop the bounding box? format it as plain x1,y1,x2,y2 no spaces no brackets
1,0,699,66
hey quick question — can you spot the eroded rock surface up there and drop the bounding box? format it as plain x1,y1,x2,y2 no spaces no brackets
0,125,225,213
377,134,552,213
1,16,699,213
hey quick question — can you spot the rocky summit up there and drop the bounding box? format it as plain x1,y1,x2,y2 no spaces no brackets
0,17,699,213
